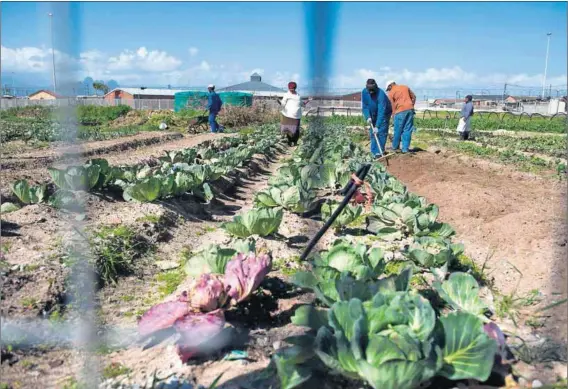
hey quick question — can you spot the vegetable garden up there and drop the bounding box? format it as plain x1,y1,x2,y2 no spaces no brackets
0,107,566,389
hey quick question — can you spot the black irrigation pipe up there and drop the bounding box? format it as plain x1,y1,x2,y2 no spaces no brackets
299,163,372,261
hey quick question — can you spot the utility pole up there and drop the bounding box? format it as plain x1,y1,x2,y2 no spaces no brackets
542,32,552,99
503,83,507,106
48,12,57,95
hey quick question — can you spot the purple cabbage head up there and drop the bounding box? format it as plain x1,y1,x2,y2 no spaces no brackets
224,252,272,304
174,310,226,362
484,322,507,358
189,273,228,312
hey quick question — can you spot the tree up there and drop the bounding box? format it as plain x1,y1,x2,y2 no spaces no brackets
107,79,119,91
82,77,94,95
93,81,109,96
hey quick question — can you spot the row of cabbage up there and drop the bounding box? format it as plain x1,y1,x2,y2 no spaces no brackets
3,125,282,213
134,122,504,389
268,123,503,389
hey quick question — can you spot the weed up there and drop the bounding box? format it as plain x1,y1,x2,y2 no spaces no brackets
102,362,131,379
453,253,489,285
21,298,38,309
49,309,63,323
20,360,33,370
384,260,410,276
1,242,12,253
272,255,303,276
179,246,192,263
0,383,9,389
120,295,135,302
136,214,161,224
89,225,152,285
60,377,85,389
156,269,185,296
494,289,542,326
203,225,217,233
24,264,40,272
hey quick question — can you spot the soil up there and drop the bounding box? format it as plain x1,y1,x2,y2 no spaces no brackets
385,149,568,345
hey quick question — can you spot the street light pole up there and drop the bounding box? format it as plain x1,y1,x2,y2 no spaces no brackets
48,12,57,94
542,32,552,99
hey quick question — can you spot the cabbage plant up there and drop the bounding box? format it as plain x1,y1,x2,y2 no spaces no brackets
10,180,47,204
406,236,464,269
183,238,256,277
274,291,498,389
320,201,362,230
366,202,455,240
254,183,316,214
222,208,283,238
292,240,412,306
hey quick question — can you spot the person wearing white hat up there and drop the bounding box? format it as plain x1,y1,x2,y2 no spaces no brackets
385,80,416,153
207,84,223,133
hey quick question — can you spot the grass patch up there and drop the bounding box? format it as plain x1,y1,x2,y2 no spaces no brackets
413,130,562,175
102,362,131,379
120,295,135,302
136,214,161,224
90,225,153,286
156,269,185,296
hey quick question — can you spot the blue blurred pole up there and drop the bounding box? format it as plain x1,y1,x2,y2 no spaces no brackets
304,2,339,97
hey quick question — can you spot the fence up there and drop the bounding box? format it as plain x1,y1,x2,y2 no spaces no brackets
1,96,566,117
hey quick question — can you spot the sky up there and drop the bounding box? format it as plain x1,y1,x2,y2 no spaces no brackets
1,1,567,95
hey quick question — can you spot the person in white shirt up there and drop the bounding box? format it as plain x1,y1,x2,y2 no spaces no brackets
277,81,311,146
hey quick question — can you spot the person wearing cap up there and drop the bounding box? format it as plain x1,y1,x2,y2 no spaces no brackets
457,95,474,140
385,80,416,153
277,81,311,146
207,84,223,133
361,79,392,158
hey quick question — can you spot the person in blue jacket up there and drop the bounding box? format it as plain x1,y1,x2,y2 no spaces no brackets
207,84,223,133
361,79,392,158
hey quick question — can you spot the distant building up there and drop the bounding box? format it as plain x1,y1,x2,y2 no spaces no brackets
219,73,285,98
103,87,180,102
505,95,541,104
28,90,59,100
432,98,459,108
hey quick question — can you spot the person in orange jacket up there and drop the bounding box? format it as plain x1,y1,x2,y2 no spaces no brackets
385,80,416,153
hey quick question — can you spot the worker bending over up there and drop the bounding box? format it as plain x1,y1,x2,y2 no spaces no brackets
385,80,416,153
361,79,392,158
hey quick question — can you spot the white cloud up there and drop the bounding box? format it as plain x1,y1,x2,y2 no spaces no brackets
107,47,181,72
3,44,565,93
333,66,568,90
188,47,199,56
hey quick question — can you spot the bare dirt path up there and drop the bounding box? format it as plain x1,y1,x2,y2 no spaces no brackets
384,149,568,344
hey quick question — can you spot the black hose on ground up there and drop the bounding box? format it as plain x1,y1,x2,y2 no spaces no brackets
299,163,372,261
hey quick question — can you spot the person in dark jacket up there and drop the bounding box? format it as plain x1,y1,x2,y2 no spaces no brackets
458,95,474,140
361,79,392,158
207,84,223,133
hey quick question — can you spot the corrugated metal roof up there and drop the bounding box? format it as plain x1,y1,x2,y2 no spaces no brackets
219,73,285,93
106,88,185,97
219,81,284,93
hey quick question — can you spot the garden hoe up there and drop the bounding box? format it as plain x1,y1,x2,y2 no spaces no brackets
370,122,390,166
